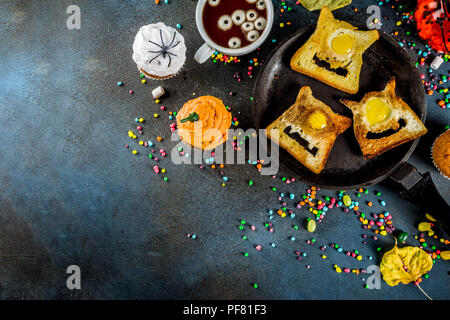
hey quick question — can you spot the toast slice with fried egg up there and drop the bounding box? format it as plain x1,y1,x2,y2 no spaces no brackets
340,77,427,159
265,86,352,174
290,6,379,94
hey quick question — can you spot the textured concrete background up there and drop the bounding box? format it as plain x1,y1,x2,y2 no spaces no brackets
0,0,449,299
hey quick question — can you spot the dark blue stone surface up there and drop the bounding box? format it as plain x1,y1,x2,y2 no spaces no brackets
0,0,448,299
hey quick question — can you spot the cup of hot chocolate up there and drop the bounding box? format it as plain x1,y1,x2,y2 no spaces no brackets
194,0,274,64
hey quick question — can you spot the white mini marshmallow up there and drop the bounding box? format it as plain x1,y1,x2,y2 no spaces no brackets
431,56,444,70
254,17,266,31
231,10,246,26
246,30,260,42
218,15,233,31
246,10,258,22
228,37,242,49
152,86,165,99
241,21,255,32
208,0,220,7
256,0,266,10
246,0,257,3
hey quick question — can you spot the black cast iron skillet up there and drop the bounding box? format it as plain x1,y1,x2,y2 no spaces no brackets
252,24,450,231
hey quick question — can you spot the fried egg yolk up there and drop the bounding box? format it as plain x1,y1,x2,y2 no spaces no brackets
308,111,327,130
365,98,392,125
331,33,354,55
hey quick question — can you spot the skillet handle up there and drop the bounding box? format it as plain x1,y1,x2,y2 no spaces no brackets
390,162,450,234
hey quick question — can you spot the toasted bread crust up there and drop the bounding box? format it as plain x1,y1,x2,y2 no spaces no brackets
290,61,360,94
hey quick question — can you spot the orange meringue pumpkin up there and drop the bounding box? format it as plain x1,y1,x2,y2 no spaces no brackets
177,96,232,150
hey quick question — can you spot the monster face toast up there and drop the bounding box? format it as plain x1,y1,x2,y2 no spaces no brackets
265,86,352,174
290,6,379,94
340,77,427,159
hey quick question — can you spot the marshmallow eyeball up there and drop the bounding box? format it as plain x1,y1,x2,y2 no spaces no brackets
254,17,266,31
241,21,255,32
246,10,258,22
231,10,246,26
246,30,260,42
246,0,258,3
208,0,220,7
228,37,242,49
218,15,233,31
256,0,266,10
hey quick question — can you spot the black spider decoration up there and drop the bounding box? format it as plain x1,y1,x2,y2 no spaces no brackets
147,29,180,67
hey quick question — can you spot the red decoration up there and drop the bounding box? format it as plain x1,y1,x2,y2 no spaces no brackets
415,0,450,53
